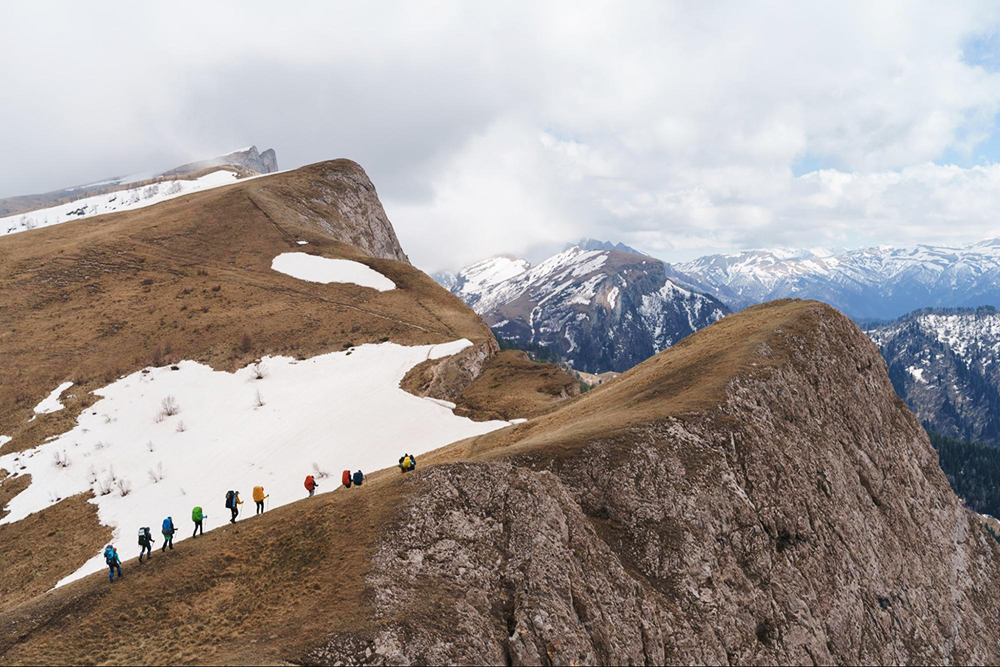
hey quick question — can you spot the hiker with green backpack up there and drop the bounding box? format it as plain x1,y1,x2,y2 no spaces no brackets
192,506,207,538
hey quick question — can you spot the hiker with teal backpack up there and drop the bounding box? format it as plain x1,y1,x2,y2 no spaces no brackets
138,526,155,563
161,516,176,552
192,506,206,537
104,544,122,583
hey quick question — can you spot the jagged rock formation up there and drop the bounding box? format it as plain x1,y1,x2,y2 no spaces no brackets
309,300,1000,665
444,246,729,373
160,145,279,178
869,306,1000,446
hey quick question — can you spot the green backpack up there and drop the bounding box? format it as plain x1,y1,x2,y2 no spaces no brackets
192,506,204,522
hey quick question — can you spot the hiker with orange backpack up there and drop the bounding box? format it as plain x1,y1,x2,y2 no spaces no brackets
253,486,269,514
305,474,318,497
342,470,352,489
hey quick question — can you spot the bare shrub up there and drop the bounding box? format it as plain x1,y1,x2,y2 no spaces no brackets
148,462,164,484
252,361,266,380
240,333,252,354
87,465,98,485
117,477,132,496
155,411,166,424
52,450,70,468
312,462,330,479
151,346,163,367
97,477,113,496
176,420,187,433
254,389,265,408
147,440,155,452
161,396,179,416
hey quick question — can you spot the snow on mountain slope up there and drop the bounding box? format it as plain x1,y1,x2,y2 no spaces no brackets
673,239,1000,318
446,246,729,373
271,252,396,290
0,340,515,585
0,170,246,237
868,307,1000,446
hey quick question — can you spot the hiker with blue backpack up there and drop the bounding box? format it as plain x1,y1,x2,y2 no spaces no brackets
104,544,122,583
226,490,243,523
138,527,155,563
161,516,176,552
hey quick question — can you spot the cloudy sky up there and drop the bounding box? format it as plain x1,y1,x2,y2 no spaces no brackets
4,1,1000,271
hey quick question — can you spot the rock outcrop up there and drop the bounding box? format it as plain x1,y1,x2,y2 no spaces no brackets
309,300,1000,665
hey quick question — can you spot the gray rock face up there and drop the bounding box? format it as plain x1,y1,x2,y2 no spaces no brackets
309,305,1000,665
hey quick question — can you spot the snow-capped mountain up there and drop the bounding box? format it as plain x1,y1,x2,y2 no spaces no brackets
672,239,1000,319
441,245,729,373
868,307,1000,446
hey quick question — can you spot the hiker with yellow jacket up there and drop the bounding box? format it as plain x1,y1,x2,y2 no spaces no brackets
253,485,269,514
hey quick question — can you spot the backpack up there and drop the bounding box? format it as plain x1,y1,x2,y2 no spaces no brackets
352,471,364,486
192,506,203,522
137,528,147,546
305,475,315,491
225,490,235,509
162,517,173,533
104,545,116,565
342,470,352,487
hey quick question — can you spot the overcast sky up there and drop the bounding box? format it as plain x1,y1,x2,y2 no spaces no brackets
4,1,1000,271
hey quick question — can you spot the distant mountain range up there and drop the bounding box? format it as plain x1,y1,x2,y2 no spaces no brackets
436,244,728,373
868,307,1000,447
668,240,1000,320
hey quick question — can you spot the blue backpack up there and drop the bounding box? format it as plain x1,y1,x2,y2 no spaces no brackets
162,517,173,533
104,545,116,564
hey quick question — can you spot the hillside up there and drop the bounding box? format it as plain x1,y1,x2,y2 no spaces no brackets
443,246,729,373
0,146,279,220
0,158,575,603
868,307,1000,446
3,300,998,665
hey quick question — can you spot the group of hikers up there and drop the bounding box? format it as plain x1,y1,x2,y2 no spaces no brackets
102,456,417,583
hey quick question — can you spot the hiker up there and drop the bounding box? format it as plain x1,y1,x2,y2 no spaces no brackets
226,490,244,523
352,470,365,487
399,454,416,473
161,516,176,552
341,469,352,489
138,527,155,563
104,544,122,583
192,506,206,538
305,474,318,497
253,485,269,514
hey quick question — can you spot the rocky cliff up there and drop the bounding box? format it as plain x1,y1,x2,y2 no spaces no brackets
309,300,1000,665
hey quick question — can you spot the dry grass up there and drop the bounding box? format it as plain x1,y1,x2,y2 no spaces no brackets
0,469,408,666
0,160,494,457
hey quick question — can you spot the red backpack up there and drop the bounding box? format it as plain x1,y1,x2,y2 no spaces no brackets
342,470,352,487
304,475,315,491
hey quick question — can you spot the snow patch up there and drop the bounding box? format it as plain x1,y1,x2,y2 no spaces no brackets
34,382,74,414
271,253,395,291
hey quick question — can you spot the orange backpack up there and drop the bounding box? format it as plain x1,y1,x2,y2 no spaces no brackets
304,475,315,491
342,470,351,487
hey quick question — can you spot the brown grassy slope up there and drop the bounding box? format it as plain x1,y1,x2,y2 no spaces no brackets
0,159,490,457
0,469,408,666
0,298,920,666
424,298,821,467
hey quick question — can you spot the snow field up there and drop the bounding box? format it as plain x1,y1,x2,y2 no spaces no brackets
271,252,396,291
1,170,245,238
0,340,514,585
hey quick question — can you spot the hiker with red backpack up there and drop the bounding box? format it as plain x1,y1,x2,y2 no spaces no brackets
226,490,243,523
305,474,318,497
104,544,123,583
342,470,352,489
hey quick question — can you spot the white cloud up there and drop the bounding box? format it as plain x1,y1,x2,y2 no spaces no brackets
3,1,1000,269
